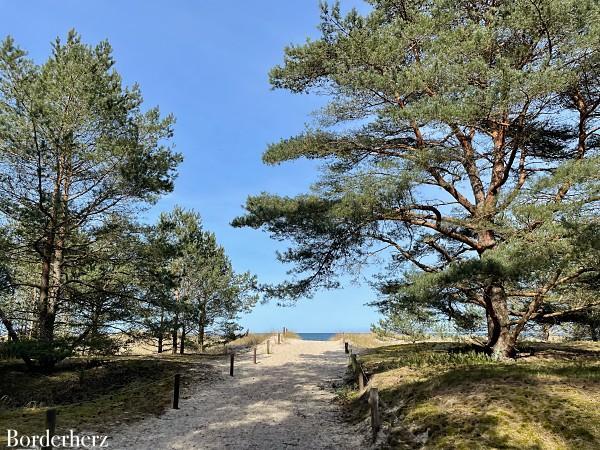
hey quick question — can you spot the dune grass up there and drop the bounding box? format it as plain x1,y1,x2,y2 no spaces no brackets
0,353,221,448
227,333,272,347
331,332,389,348
227,330,300,348
343,341,600,449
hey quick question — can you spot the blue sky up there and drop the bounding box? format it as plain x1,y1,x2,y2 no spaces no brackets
0,0,380,332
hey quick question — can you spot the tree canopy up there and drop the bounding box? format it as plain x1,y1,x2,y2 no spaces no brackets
0,32,256,369
233,0,600,358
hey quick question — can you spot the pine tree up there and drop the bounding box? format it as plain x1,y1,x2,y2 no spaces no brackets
233,0,600,358
0,31,180,368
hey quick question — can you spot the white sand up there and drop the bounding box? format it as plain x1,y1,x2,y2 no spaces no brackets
109,338,366,449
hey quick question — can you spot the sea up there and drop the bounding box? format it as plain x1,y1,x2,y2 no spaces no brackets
297,332,338,341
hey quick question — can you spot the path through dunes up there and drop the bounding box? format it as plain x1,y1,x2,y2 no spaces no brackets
109,338,365,449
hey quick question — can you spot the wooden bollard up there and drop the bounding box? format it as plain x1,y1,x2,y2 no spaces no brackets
369,388,381,438
253,346,257,364
344,342,349,354
230,353,235,376
172,374,181,409
267,339,271,354
351,354,365,391
42,408,57,450
278,333,281,344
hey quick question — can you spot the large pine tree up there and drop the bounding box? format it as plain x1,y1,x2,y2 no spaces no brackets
0,31,180,368
233,0,600,358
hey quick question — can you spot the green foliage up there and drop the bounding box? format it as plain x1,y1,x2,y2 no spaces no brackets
0,339,73,369
0,31,181,369
234,0,600,356
139,206,259,350
372,313,431,343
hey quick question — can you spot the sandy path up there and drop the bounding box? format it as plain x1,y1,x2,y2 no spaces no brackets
109,338,365,449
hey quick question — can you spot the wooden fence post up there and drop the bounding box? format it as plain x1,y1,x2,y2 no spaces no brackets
350,354,359,374
42,408,57,450
278,333,281,344
230,353,235,376
358,371,365,391
267,339,271,354
172,374,181,409
253,346,257,364
344,342,349,354
369,388,381,439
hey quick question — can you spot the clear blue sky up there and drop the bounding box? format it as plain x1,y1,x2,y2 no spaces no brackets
0,0,380,332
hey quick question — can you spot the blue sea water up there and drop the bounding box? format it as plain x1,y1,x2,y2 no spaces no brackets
297,332,338,341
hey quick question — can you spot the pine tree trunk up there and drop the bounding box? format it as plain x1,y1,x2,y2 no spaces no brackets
198,303,206,352
485,309,496,347
180,324,185,355
484,283,516,359
172,315,178,355
157,309,164,353
36,254,54,342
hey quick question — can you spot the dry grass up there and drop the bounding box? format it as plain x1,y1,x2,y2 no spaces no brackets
227,330,301,349
331,332,393,348
0,353,222,448
227,333,272,348
342,341,600,449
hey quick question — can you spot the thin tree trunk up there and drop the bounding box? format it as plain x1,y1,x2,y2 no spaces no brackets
180,324,186,355
172,316,178,355
198,302,206,352
157,308,164,353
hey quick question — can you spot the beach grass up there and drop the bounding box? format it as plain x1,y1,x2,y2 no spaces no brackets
342,341,600,449
330,332,389,348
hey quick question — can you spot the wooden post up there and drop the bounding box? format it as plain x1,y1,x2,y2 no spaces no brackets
267,339,271,354
278,333,281,344
230,353,235,376
253,346,257,364
369,388,381,439
344,342,349,354
358,371,365,391
42,408,57,450
351,354,359,374
172,374,180,409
